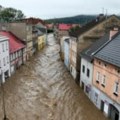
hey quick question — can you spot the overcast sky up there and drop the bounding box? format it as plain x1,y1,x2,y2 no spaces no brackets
0,0,120,19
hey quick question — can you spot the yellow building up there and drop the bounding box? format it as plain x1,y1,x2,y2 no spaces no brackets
38,35,46,50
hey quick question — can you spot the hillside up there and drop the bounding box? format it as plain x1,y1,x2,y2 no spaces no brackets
45,15,97,25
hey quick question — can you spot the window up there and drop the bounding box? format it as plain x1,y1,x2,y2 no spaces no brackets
13,53,15,59
82,65,85,73
6,42,8,50
87,68,90,77
113,82,119,96
16,52,17,58
104,63,107,67
0,60,1,68
118,70,120,74
3,58,5,66
101,75,106,87
96,72,100,83
2,43,4,52
7,56,9,63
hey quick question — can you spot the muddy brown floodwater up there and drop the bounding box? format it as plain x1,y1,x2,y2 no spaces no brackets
0,34,109,120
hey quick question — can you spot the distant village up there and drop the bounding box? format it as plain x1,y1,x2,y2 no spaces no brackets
0,13,120,120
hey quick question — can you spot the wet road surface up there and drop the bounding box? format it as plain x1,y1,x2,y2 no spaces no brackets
0,34,109,120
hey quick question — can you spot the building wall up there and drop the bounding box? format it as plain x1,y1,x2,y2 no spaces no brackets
38,35,46,50
58,30,69,43
10,49,24,74
93,58,120,104
80,58,93,99
8,23,33,59
69,37,77,80
92,86,120,120
64,41,70,70
60,36,70,60
0,36,10,83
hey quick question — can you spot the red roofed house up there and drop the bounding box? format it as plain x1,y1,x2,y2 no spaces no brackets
0,31,26,74
57,24,72,43
58,24,72,31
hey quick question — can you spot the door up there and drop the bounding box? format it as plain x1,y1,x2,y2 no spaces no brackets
115,113,119,120
101,100,104,112
81,82,84,90
109,104,119,120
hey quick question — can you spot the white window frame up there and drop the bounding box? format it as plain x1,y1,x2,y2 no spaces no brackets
6,41,8,50
114,82,119,95
7,56,9,63
101,75,106,87
2,43,4,52
96,72,100,83
3,58,5,66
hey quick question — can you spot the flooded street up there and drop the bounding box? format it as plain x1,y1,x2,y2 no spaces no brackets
0,34,109,120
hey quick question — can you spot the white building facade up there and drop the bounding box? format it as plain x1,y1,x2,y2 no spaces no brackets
80,58,93,99
0,35,11,83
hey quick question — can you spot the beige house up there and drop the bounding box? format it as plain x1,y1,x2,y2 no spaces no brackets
92,30,120,120
38,34,46,50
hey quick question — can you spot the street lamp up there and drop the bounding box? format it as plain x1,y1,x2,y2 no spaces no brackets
1,72,9,120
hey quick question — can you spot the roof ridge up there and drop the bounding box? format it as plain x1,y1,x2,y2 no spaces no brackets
93,31,120,56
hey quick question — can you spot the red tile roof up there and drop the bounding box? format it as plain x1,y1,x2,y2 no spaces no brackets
0,31,25,53
58,24,72,31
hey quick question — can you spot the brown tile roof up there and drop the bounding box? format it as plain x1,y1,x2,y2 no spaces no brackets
19,17,46,25
69,15,119,37
69,15,106,37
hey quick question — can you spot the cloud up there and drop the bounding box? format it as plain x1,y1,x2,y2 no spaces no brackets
0,0,120,19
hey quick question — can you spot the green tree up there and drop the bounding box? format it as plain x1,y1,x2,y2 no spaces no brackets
0,6,25,22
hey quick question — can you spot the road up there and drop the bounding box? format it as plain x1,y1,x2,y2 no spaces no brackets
0,34,109,120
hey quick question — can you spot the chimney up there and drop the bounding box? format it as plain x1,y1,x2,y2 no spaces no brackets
109,27,119,40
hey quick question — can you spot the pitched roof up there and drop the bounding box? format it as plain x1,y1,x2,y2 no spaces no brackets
69,15,108,37
0,31,25,53
64,38,70,44
18,17,46,25
58,24,72,31
94,32,120,68
80,33,109,62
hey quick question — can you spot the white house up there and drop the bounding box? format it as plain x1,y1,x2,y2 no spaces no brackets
80,33,109,100
0,35,11,83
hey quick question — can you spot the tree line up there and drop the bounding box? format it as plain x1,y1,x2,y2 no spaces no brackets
45,15,96,25
0,5,25,22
